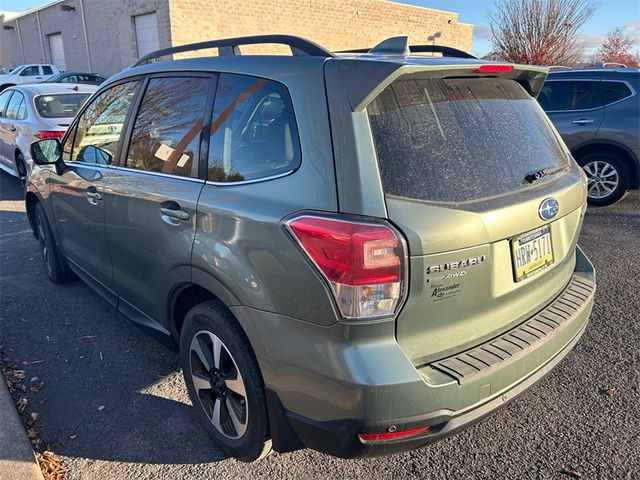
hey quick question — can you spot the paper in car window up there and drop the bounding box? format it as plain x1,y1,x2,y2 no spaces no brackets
155,143,189,167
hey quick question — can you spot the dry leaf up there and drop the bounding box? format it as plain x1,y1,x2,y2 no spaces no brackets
97,405,105,411
16,396,28,413
69,434,77,440
31,382,44,393
26,429,37,439
31,412,39,422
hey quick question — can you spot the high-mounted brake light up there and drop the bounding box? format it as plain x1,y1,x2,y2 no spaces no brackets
285,215,406,320
35,130,65,140
359,426,430,443
470,64,513,74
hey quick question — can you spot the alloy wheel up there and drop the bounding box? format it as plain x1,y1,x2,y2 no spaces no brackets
583,160,619,199
189,330,248,439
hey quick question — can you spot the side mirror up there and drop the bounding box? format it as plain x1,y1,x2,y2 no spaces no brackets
31,139,62,165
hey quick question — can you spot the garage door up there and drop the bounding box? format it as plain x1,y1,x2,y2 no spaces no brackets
48,33,66,70
134,12,160,58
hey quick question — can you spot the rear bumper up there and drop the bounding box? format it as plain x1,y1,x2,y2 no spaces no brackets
267,313,589,458
234,245,595,458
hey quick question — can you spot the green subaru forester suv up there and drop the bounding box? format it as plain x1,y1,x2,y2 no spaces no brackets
26,35,596,461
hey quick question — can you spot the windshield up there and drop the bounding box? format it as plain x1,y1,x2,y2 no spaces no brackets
368,77,570,203
9,66,23,75
35,93,92,118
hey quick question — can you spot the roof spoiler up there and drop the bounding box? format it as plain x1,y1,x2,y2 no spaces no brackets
328,60,549,111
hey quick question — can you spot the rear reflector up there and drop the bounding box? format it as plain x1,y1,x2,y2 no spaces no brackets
285,215,405,319
470,64,513,74
35,130,65,140
359,426,430,442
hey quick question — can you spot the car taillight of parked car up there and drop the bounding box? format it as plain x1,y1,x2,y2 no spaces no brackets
35,130,65,140
286,215,406,320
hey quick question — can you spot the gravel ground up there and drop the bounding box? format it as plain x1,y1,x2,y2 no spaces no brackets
1,170,639,479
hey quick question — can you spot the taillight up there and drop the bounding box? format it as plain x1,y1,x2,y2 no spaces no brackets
470,64,513,74
35,130,65,140
285,215,406,320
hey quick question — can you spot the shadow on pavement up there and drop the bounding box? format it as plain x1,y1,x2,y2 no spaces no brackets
0,170,230,465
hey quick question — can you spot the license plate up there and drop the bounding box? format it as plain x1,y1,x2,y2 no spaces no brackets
511,226,554,282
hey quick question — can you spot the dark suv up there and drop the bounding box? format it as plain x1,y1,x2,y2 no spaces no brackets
538,68,640,205
26,35,595,461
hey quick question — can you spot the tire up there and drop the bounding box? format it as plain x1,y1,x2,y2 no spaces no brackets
34,203,74,284
577,151,630,206
15,152,27,187
180,300,271,462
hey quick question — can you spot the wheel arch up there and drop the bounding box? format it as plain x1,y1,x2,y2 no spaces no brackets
25,191,41,239
168,271,242,343
572,141,639,188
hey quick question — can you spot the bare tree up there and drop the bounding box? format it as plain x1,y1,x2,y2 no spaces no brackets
593,28,639,66
489,0,596,66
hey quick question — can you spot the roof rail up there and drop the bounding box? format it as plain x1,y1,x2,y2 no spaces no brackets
131,34,335,67
337,36,476,59
548,65,572,71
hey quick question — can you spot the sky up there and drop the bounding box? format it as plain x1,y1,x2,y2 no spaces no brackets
2,0,639,58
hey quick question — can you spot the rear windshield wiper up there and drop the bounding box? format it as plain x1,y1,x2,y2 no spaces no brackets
524,165,567,184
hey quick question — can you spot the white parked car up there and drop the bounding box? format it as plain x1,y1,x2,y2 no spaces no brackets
0,64,60,91
0,83,97,182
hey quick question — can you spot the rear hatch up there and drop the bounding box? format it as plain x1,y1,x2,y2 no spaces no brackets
330,61,587,365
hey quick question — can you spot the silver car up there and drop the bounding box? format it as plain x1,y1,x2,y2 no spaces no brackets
0,83,97,182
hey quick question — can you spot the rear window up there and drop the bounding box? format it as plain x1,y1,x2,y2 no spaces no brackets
35,93,92,118
368,77,569,203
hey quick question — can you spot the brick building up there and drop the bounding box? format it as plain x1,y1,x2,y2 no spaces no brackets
0,0,473,77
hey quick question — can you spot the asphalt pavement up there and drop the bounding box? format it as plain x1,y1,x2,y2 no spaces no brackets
0,170,638,479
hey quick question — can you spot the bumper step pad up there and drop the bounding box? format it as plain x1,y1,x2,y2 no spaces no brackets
432,275,595,384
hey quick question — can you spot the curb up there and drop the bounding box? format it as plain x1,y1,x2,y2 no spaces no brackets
0,379,44,480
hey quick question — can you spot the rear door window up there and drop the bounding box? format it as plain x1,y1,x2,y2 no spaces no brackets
538,80,600,111
368,77,569,203
125,76,210,178
4,92,24,120
42,66,54,75
0,91,13,117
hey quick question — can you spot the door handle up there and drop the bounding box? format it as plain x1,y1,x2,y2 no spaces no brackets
36,76,42,79
9,125,16,132
572,118,595,125
160,207,190,221
86,186,102,205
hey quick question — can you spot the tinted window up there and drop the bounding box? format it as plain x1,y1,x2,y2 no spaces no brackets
126,76,210,178
601,81,633,105
20,66,40,76
538,80,599,111
16,98,27,120
42,66,53,75
0,91,13,116
65,81,138,165
207,73,301,183
368,77,569,203
35,93,92,118
4,92,24,120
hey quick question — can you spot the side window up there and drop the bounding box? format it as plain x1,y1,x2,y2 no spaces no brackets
16,98,27,120
601,81,633,105
42,66,53,75
5,92,24,120
207,73,301,183
125,76,210,178
20,66,40,77
0,91,13,117
538,81,599,111
67,75,78,83
67,81,139,165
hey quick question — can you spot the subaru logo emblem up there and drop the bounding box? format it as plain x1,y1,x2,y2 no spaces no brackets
538,198,559,221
